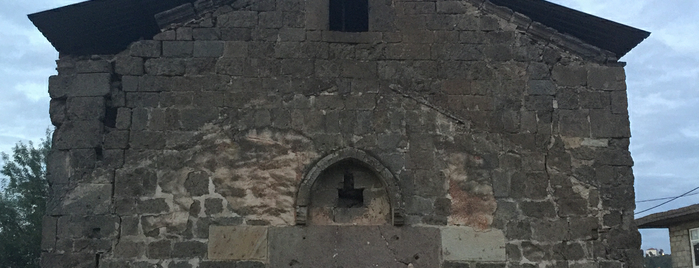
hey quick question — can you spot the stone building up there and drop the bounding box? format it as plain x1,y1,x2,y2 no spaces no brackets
29,0,649,267
637,204,699,268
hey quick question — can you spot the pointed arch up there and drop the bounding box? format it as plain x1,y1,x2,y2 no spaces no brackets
296,148,404,226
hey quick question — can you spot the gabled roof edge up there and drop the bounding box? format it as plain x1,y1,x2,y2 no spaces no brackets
474,0,650,61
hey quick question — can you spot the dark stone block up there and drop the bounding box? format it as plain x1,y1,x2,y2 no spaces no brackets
476,263,506,268
76,60,112,73
67,97,105,121
558,109,589,137
130,131,166,149
205,198,223,215
71,73,111,97
528,80,556,96
199,261,237,268
49,98,67,126
506,220,531,240
520,200,556,218
443,262,470,268
147,239,172,259
185,170,209,196
172,240,207,258
269,226,440,267
194,41,224,57
552,64,587,87
130,40,162,58
115,55,144,75
138,198,170,214
103,129,129,149
114,240,146,258
115,167,158,197
53,120,103,149
41,252,95,268
126,92,160,108
589,109,630,138
163,41,193,57
145,58,186,76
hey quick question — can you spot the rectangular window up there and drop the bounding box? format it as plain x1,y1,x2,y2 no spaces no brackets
691,228,699,267
329,0,369,32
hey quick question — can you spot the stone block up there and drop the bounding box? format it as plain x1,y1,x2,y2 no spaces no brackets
209,226,268,261
552,64,587,86
47,183,112,215
130,40,161,58
42,216,58,251
114,167,158,197
269,226,440,267
75,60,112,73
147,239,172,259
589,109,630,138
558,109,590,137
40,252,95,268
520,200,557,218
115,55,144,75
441,226,506,262
194,41,225,57
70,73,111,97
129,131,166,149
67,97,105,121
588,65,626,90
528,80,556,96
172,240,208,258
218,11,259,27
57,215,119,239
114,240,146,258
145,58,186,76
49,99,67,126
53,120,103,149
163,41,193,57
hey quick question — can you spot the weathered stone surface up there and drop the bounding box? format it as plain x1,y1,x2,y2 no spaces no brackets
40,1,641,267
441,226,506,262
209,226,268,261
270,226,440,267
70,73,111,97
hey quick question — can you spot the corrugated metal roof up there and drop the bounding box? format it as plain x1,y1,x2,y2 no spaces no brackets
28,0,193,55
489,0,649,58
636,204,699,229
28,0,650,57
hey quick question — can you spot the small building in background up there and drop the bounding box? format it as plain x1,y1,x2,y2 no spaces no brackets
637,204,699,268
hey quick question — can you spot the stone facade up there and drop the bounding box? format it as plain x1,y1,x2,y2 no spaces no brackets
669,221,699,268
41,0,642,267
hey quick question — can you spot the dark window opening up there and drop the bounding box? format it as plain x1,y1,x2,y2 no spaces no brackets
329,0,369,32
337,169,364,208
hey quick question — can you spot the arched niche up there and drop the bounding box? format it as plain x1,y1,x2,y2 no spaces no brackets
296,148,404,226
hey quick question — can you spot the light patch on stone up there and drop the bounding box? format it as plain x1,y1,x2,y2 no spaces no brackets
581,138,609,147
443,154,496,229
562,137,583,149
440,226,506,262
142,212,189,234
211,128,318,226
208,225,268,261
570,177,593,200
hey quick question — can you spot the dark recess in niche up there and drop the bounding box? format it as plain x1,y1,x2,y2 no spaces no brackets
329,0,369,32
104,106,118,128
337,169,364,208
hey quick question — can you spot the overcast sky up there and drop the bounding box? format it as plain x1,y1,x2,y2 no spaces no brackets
1,0,696,252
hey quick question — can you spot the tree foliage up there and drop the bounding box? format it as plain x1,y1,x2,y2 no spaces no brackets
644,254,672,268
0,131,51,268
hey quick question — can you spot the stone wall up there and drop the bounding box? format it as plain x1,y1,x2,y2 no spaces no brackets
669,221,699,268
41,0,640,267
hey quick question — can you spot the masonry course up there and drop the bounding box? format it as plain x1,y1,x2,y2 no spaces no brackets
38,0,643,267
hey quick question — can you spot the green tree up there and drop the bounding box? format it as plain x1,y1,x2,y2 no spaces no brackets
645,254,672,268
0,131,51,268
